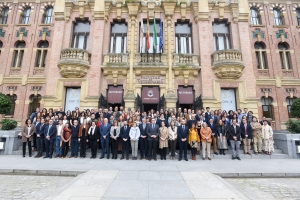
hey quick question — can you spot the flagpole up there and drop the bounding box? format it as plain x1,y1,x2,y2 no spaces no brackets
140,11,143,54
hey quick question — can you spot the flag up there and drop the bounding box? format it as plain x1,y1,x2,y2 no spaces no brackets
159,14,164,52
146,18,150,52
140,13,144,53
153,16,158,53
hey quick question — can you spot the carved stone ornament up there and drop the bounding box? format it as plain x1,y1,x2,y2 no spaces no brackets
177,0,191,6
141,0,161,6
112,0,125,6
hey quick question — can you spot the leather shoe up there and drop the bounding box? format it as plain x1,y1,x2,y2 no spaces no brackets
90,156,93,159
232,157,236,160
154,158,157,161
214,152,218,155
107,157,110,159
54,155,58,158
120,157,124,160
69,156,73,158
49,156,52,159
185,158,188,161
236,157,241,160
140,157,143,160
126,157,129,160
178,158,182,161
202,157,205,160
43,156,49,159
100,156,104,159
208,157,211,160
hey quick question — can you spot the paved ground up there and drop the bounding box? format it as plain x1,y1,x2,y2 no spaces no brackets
0,155,300,199
226,178,300,200
0,175,73,200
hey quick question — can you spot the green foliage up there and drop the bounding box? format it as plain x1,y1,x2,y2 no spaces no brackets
0,119,17,130
290,98,300,118
286,119,300,134
0,93,12,115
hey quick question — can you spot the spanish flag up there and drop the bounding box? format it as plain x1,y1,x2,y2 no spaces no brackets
146,18,150,52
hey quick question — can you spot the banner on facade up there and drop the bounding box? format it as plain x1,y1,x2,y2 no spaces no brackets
178,86,194,104
221,89,236,111
107,86,123,103
142,87,159,103
65,88,81,112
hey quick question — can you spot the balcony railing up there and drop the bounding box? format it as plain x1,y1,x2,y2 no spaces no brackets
211,49,245,79
58,48,91,78
103,53,129,67
135,53,167,67
173,54,199,68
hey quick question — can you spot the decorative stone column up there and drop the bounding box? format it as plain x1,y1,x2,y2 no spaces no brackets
124,3,139,111
163,2,177,110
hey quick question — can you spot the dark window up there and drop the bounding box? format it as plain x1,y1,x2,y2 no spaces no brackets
28,95,42,117
6,94,17,116
175,23,192,54
250,8,261,25
297,8,300,26
254,42,267,69
274,9,283,25
43,6,53,24
20,7,31,24
0,41,2,56
213,22,231,51
36,41,49,68
13,41,26,68
278,43,291,70
110,23,127,53
261,97,273,119
286,97,297,118
72,20,90,50
0,7,9,24
139,20,161,53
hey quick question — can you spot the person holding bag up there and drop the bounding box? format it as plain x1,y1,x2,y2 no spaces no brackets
188,123,200,160
168,121,177,160
216,119,228,155
158,121,168,160
200,122,212,160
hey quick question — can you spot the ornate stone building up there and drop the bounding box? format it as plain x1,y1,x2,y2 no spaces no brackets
0,0,299,130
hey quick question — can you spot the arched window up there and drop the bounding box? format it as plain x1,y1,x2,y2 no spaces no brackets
28,94,42,118
297,8,300,26
278,42,291,70
36,41,49,68
13,41,26,68
254,42,267,69
6,94,17,116
250,8,261,25
43,6,53,24
273,8,283,25
0,7,9,24
20,7,31,24
261,97,273,119
286,97,297,118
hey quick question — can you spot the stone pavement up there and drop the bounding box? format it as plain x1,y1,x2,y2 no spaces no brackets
0,155,300,199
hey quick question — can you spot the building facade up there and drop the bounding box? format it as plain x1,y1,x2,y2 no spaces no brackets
0,0,299,130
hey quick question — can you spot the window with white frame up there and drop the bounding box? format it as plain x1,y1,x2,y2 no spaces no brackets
278,42,291,70
254,42,268,69
110,23,127,53
12,41,25,68
250,8,261,25
175,23,192,54
20,7,31,24
213,22,231,51
274,8,283,25
43,6,53,24
72,20,90,50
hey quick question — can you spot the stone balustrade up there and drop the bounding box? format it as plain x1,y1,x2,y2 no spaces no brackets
58,48,91,78
173,54,199,67
211,49,245,79
103,53,129,67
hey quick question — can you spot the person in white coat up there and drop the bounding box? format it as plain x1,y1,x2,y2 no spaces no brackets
129,122,140,160
262,120,274,155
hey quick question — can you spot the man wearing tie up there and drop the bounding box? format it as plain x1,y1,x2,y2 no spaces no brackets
139,118,148,160
208,118,218,155
35,118,45,158
177,119,189,161
99,118,111,159
120,121,130,160
146,118,160,161
70,120,80,158
228,119,242,160
44,119,56,159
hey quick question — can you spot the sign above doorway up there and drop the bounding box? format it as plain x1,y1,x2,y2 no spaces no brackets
136,76,165,84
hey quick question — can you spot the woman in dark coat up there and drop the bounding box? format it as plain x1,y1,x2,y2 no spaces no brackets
216,119,228,155
87,121,99,159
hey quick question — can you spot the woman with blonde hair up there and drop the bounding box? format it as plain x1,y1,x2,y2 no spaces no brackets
110,120,120,159
159,121,169,160
200,122,212,160
129,122,140,160
188,123,200,160
168,121,177,160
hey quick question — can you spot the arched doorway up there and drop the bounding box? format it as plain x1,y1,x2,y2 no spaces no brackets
28,94,42,117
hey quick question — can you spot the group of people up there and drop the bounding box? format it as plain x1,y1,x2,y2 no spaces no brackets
20,106,274,161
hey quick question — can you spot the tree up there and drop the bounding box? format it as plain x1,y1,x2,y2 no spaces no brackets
0,93,12,115
290,98,300,119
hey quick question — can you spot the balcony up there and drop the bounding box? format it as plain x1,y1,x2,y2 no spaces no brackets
211,49,245,79
58,48,91,78
134,53,167,68
103,53,129,68
173,54,199,68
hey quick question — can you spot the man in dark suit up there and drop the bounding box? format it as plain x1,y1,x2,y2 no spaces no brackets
103,109,111,122
208,118,218,155
146,118,160,161
240,118,253,155
99,118,111,159
35,118,45,158
139,118,148,160
228,119,242,160
120,121,130,160
70,120,80,158
204,107,211,124
44,119,56,159
195,110,202,121
187,114,197,128
177,119,189,161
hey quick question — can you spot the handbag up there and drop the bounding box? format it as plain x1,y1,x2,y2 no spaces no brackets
189,141,198,148
17,132,22,139
206,137,212,143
